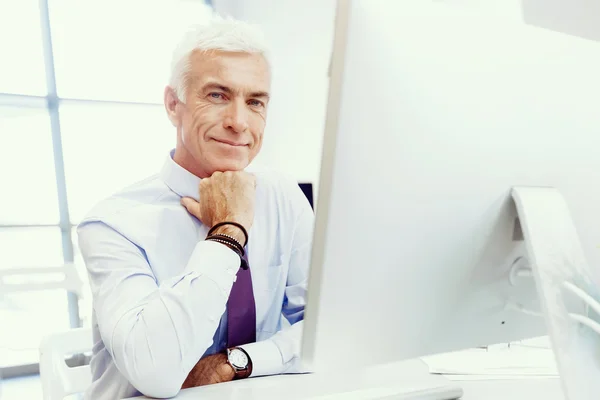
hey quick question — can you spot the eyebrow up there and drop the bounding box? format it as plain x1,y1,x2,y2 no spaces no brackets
249,91,270,100
201,82,270,100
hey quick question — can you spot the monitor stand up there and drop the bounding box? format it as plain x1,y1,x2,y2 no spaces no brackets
511,186,600,400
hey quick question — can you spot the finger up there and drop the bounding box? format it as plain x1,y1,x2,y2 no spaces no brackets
180,197,202,219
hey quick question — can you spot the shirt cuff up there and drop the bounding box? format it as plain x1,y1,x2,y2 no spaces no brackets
239,339,284,377
184,240,241,289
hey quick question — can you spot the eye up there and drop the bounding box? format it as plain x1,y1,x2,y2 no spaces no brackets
248,99,264,108
208,92,225,100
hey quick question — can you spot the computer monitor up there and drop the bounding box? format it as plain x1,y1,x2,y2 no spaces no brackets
301,1,600,399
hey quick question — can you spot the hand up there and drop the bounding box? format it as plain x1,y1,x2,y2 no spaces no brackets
181,171,256,239
181,353,235,389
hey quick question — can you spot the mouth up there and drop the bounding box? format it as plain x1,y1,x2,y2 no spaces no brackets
212,138,248,147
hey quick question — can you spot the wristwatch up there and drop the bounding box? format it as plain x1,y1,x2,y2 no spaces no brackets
226,347,252,379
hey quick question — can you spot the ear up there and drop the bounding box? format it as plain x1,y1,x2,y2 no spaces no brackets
164,86,182,127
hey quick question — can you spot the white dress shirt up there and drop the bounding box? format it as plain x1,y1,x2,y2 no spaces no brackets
77,151,314,399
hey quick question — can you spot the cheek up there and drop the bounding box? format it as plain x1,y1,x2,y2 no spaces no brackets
191,102,218,137
192,101,214,117
251,115,266,142
252,133,265,155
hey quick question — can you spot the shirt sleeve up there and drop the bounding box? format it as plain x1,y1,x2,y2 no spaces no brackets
78,220,240,398
239,181,314,376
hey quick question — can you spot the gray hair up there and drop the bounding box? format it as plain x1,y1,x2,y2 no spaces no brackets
169,15,271,102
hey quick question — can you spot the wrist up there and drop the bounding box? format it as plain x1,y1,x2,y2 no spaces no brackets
210,225,246,246
220,353,236,377
226,347,253,379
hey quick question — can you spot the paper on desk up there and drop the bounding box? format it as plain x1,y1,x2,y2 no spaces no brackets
420,347,559,377
443,374,560,381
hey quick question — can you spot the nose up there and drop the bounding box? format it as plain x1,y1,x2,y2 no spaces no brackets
223,99,249,134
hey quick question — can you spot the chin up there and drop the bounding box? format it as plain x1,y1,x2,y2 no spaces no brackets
211,158,248,173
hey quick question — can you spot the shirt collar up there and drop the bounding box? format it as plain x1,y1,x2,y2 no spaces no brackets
159,150,202,200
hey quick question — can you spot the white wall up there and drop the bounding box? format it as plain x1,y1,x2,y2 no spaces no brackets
522,0,600,42
213,0,337,189
433,0,524,20
439,0,600,42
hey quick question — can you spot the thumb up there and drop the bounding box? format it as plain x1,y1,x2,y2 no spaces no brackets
181,197,202,219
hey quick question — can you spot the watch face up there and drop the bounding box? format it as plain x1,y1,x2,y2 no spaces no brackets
229,349,248,369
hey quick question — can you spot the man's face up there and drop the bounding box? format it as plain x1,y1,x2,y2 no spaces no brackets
167,50,271,178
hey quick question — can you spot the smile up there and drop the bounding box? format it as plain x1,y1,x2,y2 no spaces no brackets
212,139,248,147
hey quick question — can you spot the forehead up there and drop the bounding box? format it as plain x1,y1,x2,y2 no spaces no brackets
188,50,271,93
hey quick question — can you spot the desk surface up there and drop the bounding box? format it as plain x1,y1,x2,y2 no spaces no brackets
128,359,565,400
458,378,562,399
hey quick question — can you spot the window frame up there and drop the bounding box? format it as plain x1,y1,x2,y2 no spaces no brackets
0,0,213,377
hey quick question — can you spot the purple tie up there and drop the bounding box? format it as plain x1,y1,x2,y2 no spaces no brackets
227,253,256,347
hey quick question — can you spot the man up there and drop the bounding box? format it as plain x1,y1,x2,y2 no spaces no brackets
78,16,313,399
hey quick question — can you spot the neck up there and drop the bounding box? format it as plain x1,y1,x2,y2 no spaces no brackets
173,146,210,179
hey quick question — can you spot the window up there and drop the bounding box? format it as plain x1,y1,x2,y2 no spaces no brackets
0,0,213,375
59,102,175,222
0,1,47,96
0,291,70,368
49,0,214,103
0,227,64,268
0,107,60,225
0,228,69,367
72,227,92,327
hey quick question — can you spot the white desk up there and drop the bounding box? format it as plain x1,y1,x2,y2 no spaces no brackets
458,378,562,399
127,359,565,400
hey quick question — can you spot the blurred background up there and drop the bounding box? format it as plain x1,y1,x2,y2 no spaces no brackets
5,0,592,397
0,0,334,397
